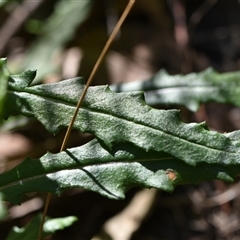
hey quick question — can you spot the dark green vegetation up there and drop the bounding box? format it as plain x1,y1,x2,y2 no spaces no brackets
3,54,240,237
2,0,240,239
2,59,240,206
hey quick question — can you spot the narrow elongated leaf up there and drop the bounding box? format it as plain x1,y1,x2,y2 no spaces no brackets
0,58,9,120
0,192,7,221
1,138,240,204
110,68,240,111
4,70,240,168
21,0,92,83
6,214,77,240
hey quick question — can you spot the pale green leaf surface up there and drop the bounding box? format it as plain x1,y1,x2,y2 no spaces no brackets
5,214,77,240
110,68,240,111
0,192,7,221
1,138,240,204
43,216,78,233
4,70,240,168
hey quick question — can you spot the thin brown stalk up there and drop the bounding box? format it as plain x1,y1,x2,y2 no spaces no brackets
37,1,135,239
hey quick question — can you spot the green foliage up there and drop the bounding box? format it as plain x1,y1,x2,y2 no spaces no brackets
22,0,92,83
2,137,240,205
0,58,9,120
111,68,240,111
5,214,77,240
2,55,240,237
0,193,7,221
2,58,240,205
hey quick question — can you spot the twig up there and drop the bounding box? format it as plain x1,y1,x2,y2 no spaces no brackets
37,1,135,239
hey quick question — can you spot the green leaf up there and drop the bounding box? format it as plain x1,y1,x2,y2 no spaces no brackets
1,138,240,204
0,192,7,221
0,58,10,120
5,214,77,240
110,68,240,111
21,0,93,83
43,216,78,233
4,71,240,168
4,66,240,204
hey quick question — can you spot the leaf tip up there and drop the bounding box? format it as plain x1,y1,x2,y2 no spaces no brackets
0,58,7,65
216,172,235,182
199,121,209,130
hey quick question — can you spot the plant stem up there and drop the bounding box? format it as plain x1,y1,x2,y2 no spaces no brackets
37,1,135,239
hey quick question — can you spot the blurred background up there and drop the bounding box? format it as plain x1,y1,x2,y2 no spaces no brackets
2,0,240,239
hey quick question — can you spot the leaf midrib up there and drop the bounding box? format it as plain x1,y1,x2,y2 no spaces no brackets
0,157,175,190
8,88,238,156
